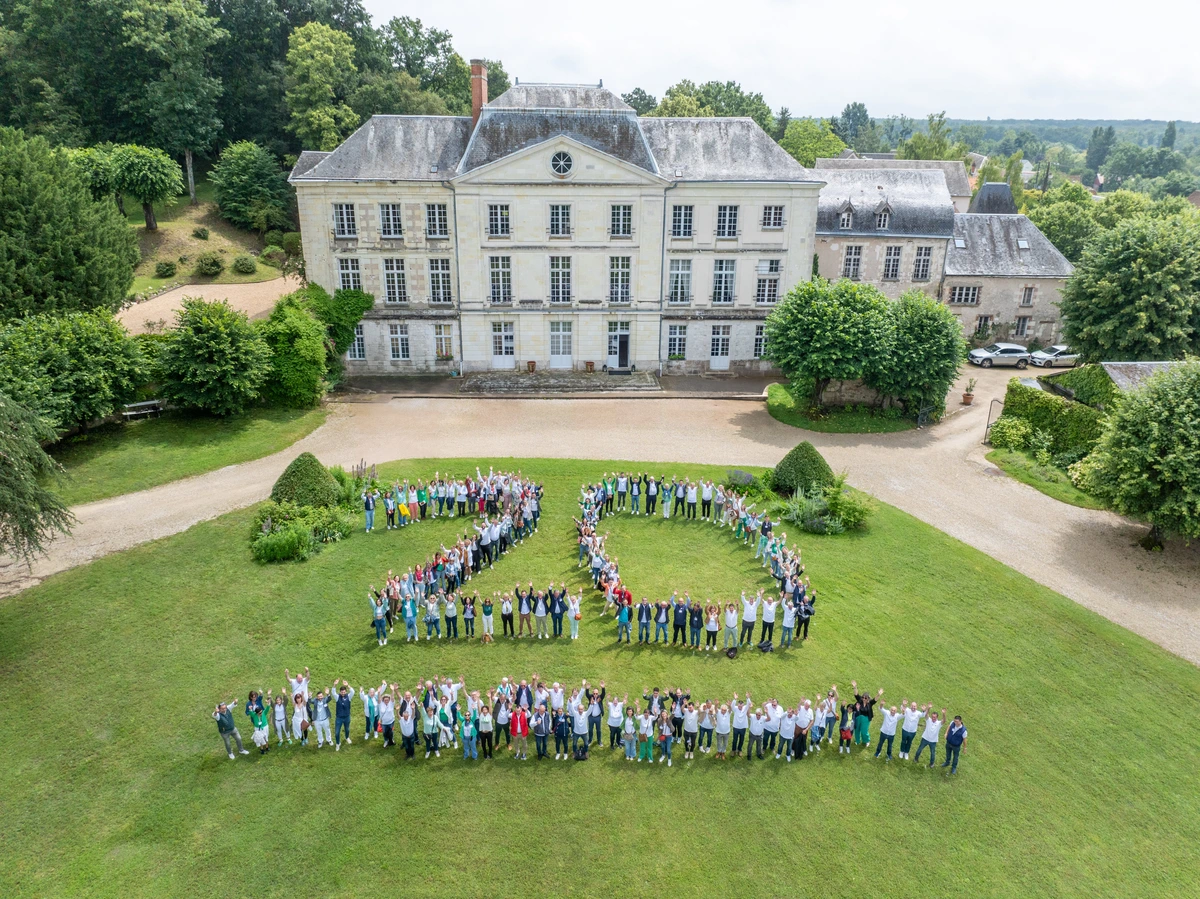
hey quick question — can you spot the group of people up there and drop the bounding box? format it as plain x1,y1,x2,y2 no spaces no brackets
213,670,968,774
359,467,542,535
575,473,817,650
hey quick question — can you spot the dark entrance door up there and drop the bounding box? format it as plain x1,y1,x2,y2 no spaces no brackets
618,334,630,368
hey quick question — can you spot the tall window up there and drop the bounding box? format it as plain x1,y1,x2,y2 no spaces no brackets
549,256,571,303
876,211,891,230
668,259,692,303
428,258,452,303
383,258,407,303
754,325,766,359
756,259,781,304
333,203,356,237
841,246,862,280
949,285,980,305
913,246,933,281
549,321,573,356
1021,286,1035,306
671,205,694,238
337,257,361,291
491,321,515,356
609,256,631,303
610,204,633,237
713,259,736,303
1014,316,1030,338
716,205,739,238
975,315,992,336
425,203,448,238
488,204,510,237
389,323,410,360
379,203,402,238
347,323,365,360
762,205,784,229
489,256,512,303
839,210,853,230
549,204,571,237
710,324,731,357
434,324,453,358
667,324,687,357
882,246,902,280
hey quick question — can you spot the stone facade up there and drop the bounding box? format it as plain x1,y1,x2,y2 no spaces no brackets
941,275,1065,345
813,235,947,299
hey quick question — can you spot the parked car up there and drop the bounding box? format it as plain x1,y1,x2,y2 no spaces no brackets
1031,345,1079,368
967,343,1031,368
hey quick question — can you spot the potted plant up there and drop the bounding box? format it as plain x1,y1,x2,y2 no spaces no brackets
527,360,536,373
962,377,977,405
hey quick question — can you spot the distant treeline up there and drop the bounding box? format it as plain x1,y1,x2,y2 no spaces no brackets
945,119,1200,151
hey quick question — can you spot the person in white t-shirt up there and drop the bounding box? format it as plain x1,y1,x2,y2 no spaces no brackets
724,603,740,649
914,709,947,767
793,701,814,758
899,701,928,759
740,592,760,646
874,705,904,761
714,703,732,759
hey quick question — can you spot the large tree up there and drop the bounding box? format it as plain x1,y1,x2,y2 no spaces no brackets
645,80,773,132
870,290,966,415
1060,216,1200,361
1085,125,1116,172
111,143,185,231
898,112,968,161
620,88,657,116
0,393,74,563
285,21,359,150
208,140,292,232
830,102,883,153
348,70,448,121
0,128,137,321
779,118,845,166
1027,200,1101,263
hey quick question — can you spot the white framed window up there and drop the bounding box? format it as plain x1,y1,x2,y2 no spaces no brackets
949,285,980,305
755,259,781,304
671,205,694,238
609,256,631,303
839,210,853,230
549,256,572,303
425,203,448,238
762,205,784,229
841,246,862,280
337,257,361,291
389,323,410,360
667,324,687,357
882,246,902,280
975,314,992,335
491,321,515,356
488,204,510,238
754,325,766,359
383,258,407,303
716,205,739,238
710,324,731,357
347,323,365,360
610,204,633,237
876,211,891,230
489,256,512,303
333,203,356,238
379,203,402,238
668,259,692,303
549,204,571,237
913,246,933,282
713,259,736,304
1014,316,1030,338
434,324,453,358
549,320,573,356
550,151,573,176
428,258,452,303
1021,286,1035,306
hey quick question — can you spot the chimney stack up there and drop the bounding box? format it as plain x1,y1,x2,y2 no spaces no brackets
470,59,488,127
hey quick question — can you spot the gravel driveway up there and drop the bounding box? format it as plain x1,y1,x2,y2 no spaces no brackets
5,367,1199,663
117,277,299,334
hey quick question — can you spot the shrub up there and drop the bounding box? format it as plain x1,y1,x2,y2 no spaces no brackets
328,465,360,508
251,523,317,562
1002,379,1104,455
1046,364,1118,409
264,230,285,249
270,451,339,508
1030,429,1054,466
822,473,874,530
194,251,224,276
209,141,293,233
259,300,327,407
988,415,1033,450
192,226,209,240
771,441,834,495
260,245,287,267
154,261,177,279
158,298,271,415
281,232,302,256
232,254,257,274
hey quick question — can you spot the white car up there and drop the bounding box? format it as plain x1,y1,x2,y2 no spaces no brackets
967,343,1031,369
1031,345,1079,368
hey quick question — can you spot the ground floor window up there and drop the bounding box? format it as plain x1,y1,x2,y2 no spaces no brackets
754,325,766,359
550,320,573,356
491,321,514,356
975,315,992,336
711,324,731,357
667,324,687,357
434,324,453,358
347,323,365,360
1014,316,1030,338
388,323,410,360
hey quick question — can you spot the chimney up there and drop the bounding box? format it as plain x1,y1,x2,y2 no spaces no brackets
470,59,488,127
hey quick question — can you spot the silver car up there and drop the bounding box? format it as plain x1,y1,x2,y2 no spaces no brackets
968,343,1031,369
1031,345,1079,368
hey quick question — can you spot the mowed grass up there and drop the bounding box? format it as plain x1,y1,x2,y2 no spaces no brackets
46,407,327,505
766,382,917,433
986,448,1107,510
2,458,1199,898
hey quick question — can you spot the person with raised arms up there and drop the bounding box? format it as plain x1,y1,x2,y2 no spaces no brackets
914,708,947,767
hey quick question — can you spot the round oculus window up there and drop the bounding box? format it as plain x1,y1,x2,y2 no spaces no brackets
550,151,573,176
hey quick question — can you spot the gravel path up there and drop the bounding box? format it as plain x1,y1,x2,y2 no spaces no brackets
118,276,299,334
5,368,1199,663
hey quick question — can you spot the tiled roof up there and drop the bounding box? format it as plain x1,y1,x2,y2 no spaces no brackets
810,168,956,236
945,214,1073,278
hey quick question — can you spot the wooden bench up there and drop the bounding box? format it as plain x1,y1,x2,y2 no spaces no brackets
122,400,164,420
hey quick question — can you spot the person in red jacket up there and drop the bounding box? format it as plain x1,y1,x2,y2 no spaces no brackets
511,705,530,760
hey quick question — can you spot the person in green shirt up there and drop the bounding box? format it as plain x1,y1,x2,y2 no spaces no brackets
417,481,429,520
245,694,271,754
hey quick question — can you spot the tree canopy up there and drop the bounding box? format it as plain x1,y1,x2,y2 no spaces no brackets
779,118,846,166
0,393,74,563
208,141,293,232
285,22,359,151
898,112,969,161
644,80,774,132
111,143,185,230
621,88,657,115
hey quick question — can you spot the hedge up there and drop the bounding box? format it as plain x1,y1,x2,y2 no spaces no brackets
1003,378,1104,455
270,452,339,508
1044,364,1118,409
771,441,834,495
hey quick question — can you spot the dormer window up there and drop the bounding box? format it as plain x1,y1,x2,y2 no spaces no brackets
1017,238,1030,249
839,210,853,230
876,211,890,230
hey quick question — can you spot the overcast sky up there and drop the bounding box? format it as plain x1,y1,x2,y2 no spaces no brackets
364,0,1197,122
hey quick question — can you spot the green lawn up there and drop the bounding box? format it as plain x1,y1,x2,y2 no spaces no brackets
766,382,917,433
3,457,1198,898
46,407,327,506
986,448,1107,510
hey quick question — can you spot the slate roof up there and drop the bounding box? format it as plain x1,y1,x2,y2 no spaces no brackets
814,157,971,198
459,107,657,175
809,168,956,236
944,214,1073,278
290,151,330,179
487,83,632,111
1101,361,1185,392
288,116,473,182
968,182,1018,214
639,118,816,182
